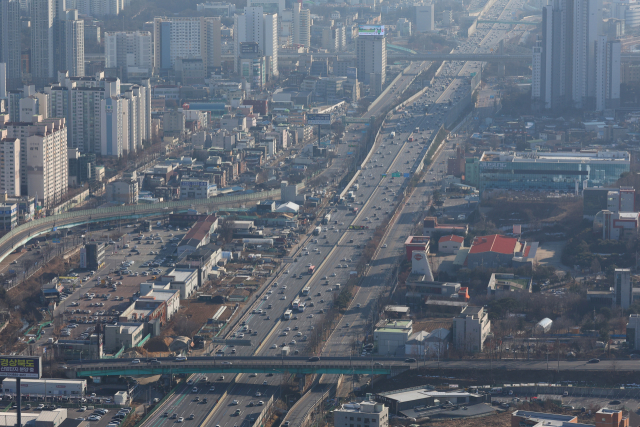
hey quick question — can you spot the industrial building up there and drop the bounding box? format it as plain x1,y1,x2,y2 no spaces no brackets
404,236,430,261
375,386,491,415
477,151,630,192
333,400,389,427
177,215,218,257
486,273,532,296
2,379,86,396
465,234,537,269
511,409,628,427
160,268,199,299
104,322,146,352
452,306,491,353
438,235,464,254
373,320,413,355
423,216,468,237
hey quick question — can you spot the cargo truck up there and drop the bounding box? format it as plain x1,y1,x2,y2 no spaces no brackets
322,213,331,224
313,226,321,235
281,346,290,356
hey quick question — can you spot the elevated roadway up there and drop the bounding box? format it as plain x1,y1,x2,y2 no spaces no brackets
0,189,280,266
71,357,410,377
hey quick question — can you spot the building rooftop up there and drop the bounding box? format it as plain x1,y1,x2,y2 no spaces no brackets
480,150,630,164
439,235,464,244
469,234,519,255
166,268,196,283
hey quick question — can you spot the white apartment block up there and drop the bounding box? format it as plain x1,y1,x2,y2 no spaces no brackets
153,17,221,74
62,10,85,77
234,7,278,78
105,31,153,73
6,116,68,208
293,2,310,47
452,306,491,353
76,0,122,17
100,96,128,157
0,133,20,197
70,86,105,153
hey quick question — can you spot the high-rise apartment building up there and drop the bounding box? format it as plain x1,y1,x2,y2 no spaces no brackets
104,31,153,80
31,0,68,88
0,132,20,197
100,96,128,157
247,0,283,13
533,0,616,111
415,4,435,32
5,116,68,207
153,17,221,77
59,9,85,77
356,35,386,94
234,7,278,79
0,0,21,90
292,2,310,48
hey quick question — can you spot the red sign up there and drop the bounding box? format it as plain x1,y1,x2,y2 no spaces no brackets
413,253,423,260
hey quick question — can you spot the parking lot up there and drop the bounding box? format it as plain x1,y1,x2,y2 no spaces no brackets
58,225,188,338
491,393,640,412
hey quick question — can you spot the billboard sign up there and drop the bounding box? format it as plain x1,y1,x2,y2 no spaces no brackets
307,114,332,125
0,356,41,379
358,25,385,37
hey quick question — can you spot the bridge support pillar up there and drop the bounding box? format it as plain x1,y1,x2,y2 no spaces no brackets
497,62,505,77
297,374,306,391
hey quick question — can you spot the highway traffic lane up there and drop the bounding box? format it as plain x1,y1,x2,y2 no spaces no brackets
196,61,433,426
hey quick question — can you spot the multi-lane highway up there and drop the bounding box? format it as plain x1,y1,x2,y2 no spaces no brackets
136,60,432,427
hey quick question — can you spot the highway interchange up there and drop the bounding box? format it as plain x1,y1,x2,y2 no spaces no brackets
96,0,528,426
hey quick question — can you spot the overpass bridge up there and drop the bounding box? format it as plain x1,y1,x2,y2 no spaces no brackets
279,51,640,63
476,19,539,25
0,189,280,266
69,356,411,377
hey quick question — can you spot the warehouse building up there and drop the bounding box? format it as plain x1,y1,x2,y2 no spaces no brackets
374,320,413,355
375,386,490,415
2,379,87,396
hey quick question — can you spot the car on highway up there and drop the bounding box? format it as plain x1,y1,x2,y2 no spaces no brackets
588,358,600,363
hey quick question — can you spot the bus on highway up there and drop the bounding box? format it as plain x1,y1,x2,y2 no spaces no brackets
297,302,306,312
302,287,310,296
292,298,301,310
283,309,292,320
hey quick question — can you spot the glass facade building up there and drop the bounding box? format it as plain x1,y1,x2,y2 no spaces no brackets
478,151,630,192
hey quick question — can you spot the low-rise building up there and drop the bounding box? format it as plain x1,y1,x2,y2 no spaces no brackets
177,215,218,257
452,306,490,353
404,236,430,261
1,379,87,396
375,386,490,415
465,234,538,268
333,400,389,427
104,322,146,352
438,235,463,254
423,216,468,237
486,273,532,296
374,320,413,355
511,409,628,427
179,179,217,199
405,328,450,357
160,268,199,299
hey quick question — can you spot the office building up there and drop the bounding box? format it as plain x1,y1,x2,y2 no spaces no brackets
196,2,235,15
0,202,18,230
248,0,283,13
84,242,105,270
627,314,640,351
511,409,628,427
615,268,632,309
292,3,310,48
234,7,278,79
374,320,413,355
0,134,20,197
415,4,434,32
333,401,389,427
356,35,386,94
153,17,221,76
0,0,21,90
104,31,153,81
452,306,491,353
532,0,616,110
478,151,630,192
